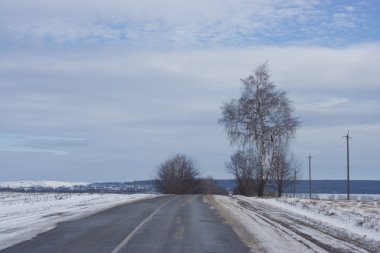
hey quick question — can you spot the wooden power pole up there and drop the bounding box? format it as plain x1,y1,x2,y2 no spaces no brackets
293,170,297,198
344,132,352,200
308,154,312,199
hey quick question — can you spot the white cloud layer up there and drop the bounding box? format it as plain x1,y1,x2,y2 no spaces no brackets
1,43,379,180
0,0,379,181
0,0,373,47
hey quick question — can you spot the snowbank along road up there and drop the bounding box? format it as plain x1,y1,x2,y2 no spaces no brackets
0,193,156,250
213,195,380,253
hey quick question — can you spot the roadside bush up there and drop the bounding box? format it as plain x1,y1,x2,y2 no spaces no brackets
154,154,228,195
193,177,228,195
155,154,200,194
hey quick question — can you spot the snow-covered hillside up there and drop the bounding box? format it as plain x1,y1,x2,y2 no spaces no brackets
0,180,155,194
0,181,89,189
0,192,158,250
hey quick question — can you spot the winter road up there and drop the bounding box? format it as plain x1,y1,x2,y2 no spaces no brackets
0,195,249,253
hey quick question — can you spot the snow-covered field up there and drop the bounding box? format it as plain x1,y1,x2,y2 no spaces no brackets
0,181,88,189
213,195,380,253
0,192,158,250
260,196,380,235
284,193,380,201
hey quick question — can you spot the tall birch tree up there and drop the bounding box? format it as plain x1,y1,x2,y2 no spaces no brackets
219,63,299,197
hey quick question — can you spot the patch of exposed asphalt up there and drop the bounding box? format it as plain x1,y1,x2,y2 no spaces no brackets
203,195,265,253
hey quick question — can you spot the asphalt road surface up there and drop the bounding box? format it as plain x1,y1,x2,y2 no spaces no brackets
1,195,249,253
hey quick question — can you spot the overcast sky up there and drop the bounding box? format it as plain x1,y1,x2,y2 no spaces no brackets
1,0,379,182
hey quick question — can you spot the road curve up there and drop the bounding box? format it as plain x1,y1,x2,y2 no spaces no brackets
1,195,249,253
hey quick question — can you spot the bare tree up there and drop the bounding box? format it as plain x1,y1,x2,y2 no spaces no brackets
192,177,228,195
226,150,256,196
220,63,299,197
270,140,299,197
155,154,200,194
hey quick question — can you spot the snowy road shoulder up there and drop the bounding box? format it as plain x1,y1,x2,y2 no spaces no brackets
243,196,380,240
212,195,380,253
0,192,159,250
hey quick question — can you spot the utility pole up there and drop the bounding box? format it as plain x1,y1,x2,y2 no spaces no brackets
308,154,312,199
344,132,352,200
293,170,297,198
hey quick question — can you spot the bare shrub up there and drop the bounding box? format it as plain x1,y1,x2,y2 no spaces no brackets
155,154,200,194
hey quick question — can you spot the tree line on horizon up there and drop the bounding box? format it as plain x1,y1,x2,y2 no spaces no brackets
154,63,300,197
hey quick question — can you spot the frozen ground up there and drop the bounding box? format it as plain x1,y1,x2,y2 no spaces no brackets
0,192,157,250
260,196,380,235
213,195,380,253
284,193,380,201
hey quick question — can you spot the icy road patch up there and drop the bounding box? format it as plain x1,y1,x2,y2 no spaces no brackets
0,192,158,250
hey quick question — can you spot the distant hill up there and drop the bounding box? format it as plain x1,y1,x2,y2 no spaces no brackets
1,179,379,194
283,180,380,194
0,181,88,189
215,179,380,194
0,180,154,193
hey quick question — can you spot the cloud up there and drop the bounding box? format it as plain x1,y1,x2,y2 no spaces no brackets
0,43,379,180
0,132,86,155
0,0,373,48
0,1,379,181
318,97,349,108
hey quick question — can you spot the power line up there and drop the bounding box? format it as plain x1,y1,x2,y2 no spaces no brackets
303,122,379,158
